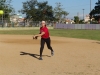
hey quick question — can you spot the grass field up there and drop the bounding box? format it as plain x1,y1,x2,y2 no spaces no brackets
0,29,100,41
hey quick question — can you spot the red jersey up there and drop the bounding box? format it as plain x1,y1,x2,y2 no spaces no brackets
40,26,49,38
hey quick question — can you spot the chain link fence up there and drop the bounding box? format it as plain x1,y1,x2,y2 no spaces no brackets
0,20,56,28
54,23,100,30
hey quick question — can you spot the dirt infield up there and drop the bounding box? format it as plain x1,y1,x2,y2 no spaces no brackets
0,35,100,75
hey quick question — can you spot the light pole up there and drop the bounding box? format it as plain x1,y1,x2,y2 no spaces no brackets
90,0,91,13
2,14,3,23
83,9,85,21
90,0,92,24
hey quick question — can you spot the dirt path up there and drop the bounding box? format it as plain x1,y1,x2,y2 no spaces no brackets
0,35,100,75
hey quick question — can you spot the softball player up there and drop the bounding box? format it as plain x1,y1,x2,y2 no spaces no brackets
33,21,54,60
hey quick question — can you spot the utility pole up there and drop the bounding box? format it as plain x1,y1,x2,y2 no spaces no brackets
83,9,85,21
90,0,92,24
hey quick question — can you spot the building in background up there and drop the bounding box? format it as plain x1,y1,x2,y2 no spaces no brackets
84,15,94,23
65,18,74,24
84,15,90,22
10,14,24,23
9,14,25,27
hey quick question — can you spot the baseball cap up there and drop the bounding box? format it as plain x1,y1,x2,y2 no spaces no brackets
41,21,46,24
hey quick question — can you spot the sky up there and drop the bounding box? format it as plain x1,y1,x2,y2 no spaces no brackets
11,0,98,19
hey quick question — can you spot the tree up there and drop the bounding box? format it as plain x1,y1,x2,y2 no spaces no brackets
79,20,84,24
74,16,79,24
0,0,15,21
90,0,100,23
36,1,54,21
21,0,54,21
54,2,69,22
20,0,37,21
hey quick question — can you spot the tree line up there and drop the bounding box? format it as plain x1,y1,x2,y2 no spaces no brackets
0,0,69,22
0,0,100,23
20,0,69,22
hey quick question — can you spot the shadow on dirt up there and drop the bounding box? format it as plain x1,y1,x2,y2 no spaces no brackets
20,51,51,60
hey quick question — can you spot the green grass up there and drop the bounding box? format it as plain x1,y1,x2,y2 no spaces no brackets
50,29,100,41
0,29,100,41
